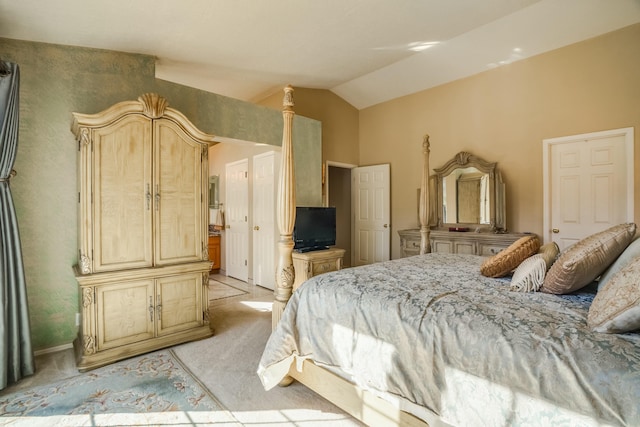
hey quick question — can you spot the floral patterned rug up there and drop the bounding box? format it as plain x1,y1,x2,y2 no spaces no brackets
0,349,239,426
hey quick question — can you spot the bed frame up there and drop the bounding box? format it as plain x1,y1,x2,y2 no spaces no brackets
271,86,432,427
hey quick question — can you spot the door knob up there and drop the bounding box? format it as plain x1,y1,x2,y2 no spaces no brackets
254,226,260,231
552,228,559,233
383,224,388,228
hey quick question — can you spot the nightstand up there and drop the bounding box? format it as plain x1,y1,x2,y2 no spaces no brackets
292,248,346,292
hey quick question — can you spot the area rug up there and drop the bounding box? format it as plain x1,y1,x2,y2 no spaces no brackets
209,279,248,301
0,349,240,426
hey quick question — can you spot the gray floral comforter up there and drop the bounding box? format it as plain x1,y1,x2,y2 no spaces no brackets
258,253,640,426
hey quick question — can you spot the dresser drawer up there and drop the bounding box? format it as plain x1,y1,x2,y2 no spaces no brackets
479,244,509,256
404,239,420,250
399,231,422,258
399,229,533,257
312,261,338,276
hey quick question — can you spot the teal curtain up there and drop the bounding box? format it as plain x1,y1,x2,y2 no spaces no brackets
0,61,34,390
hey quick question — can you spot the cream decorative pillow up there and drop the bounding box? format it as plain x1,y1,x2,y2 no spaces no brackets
588,256,640,333
480,235,540,278
597,235,640,291
537,242,560,271
510,254,546,292
541,223,637,295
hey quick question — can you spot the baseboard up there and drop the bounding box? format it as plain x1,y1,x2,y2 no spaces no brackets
34,342,74,356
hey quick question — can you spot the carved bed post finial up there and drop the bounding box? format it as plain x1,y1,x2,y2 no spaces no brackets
419,134,431,254
273,85,296,330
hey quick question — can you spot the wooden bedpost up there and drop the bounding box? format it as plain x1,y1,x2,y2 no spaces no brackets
273,85,296,330
419,134,431,254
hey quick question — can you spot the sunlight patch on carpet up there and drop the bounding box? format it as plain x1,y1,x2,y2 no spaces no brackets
240,300,272,312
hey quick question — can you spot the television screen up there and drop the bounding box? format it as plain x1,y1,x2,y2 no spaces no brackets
293,207,336,252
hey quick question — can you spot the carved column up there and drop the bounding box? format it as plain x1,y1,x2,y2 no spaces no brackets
419,134,431,254
273,85,296,329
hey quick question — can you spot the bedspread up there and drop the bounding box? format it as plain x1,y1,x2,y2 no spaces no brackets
258,253,640,426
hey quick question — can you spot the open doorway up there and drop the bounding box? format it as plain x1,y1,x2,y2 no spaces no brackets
325,161,356,267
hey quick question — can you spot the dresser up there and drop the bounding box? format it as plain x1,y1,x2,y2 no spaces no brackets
398,229,531,258
72,93,214,371
292,248,346,292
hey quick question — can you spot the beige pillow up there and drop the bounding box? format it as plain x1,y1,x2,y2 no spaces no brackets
588,256,640,333
510,254,546,292
480,235,540,278
541,223,637,295
537,242,560,271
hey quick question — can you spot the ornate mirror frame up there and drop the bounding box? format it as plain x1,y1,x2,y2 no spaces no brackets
431,151,506,232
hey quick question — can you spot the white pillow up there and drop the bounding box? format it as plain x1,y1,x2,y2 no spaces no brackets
510,254,546,292
597,234,640,290
588,255,640,333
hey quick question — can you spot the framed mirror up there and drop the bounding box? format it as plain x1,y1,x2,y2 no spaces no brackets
209,175,219,209
431,152,506,232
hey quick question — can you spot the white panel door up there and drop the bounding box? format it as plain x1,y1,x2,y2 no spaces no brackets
352,164,390,266
253,151,279,290
225,159,249,282
543,128,633,249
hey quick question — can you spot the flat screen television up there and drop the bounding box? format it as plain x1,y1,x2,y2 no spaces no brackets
293,206,336,252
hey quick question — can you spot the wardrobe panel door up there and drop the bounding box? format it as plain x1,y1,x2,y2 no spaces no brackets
156,272,203,336
153,119,204,265
96,279,155,351
93,115,153,272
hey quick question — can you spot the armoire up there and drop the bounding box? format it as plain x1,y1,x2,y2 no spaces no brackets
72,93,215,371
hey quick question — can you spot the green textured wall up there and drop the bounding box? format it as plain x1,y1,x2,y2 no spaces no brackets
0,38,321,350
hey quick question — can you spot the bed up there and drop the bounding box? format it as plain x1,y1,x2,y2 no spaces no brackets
258,86,640,426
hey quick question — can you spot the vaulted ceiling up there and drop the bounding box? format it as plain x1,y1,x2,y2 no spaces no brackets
1,0,639,109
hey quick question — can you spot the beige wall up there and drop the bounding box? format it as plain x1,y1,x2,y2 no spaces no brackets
260,87,360,168
359,23,640,259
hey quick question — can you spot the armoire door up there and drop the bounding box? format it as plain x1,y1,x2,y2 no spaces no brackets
96,279,155,351
155,272,204,337
92,115,153,273
153,118,205,266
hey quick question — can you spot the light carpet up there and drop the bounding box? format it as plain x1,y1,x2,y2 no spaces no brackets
173,294,363,426
209,280,248,301
0,349,240,426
